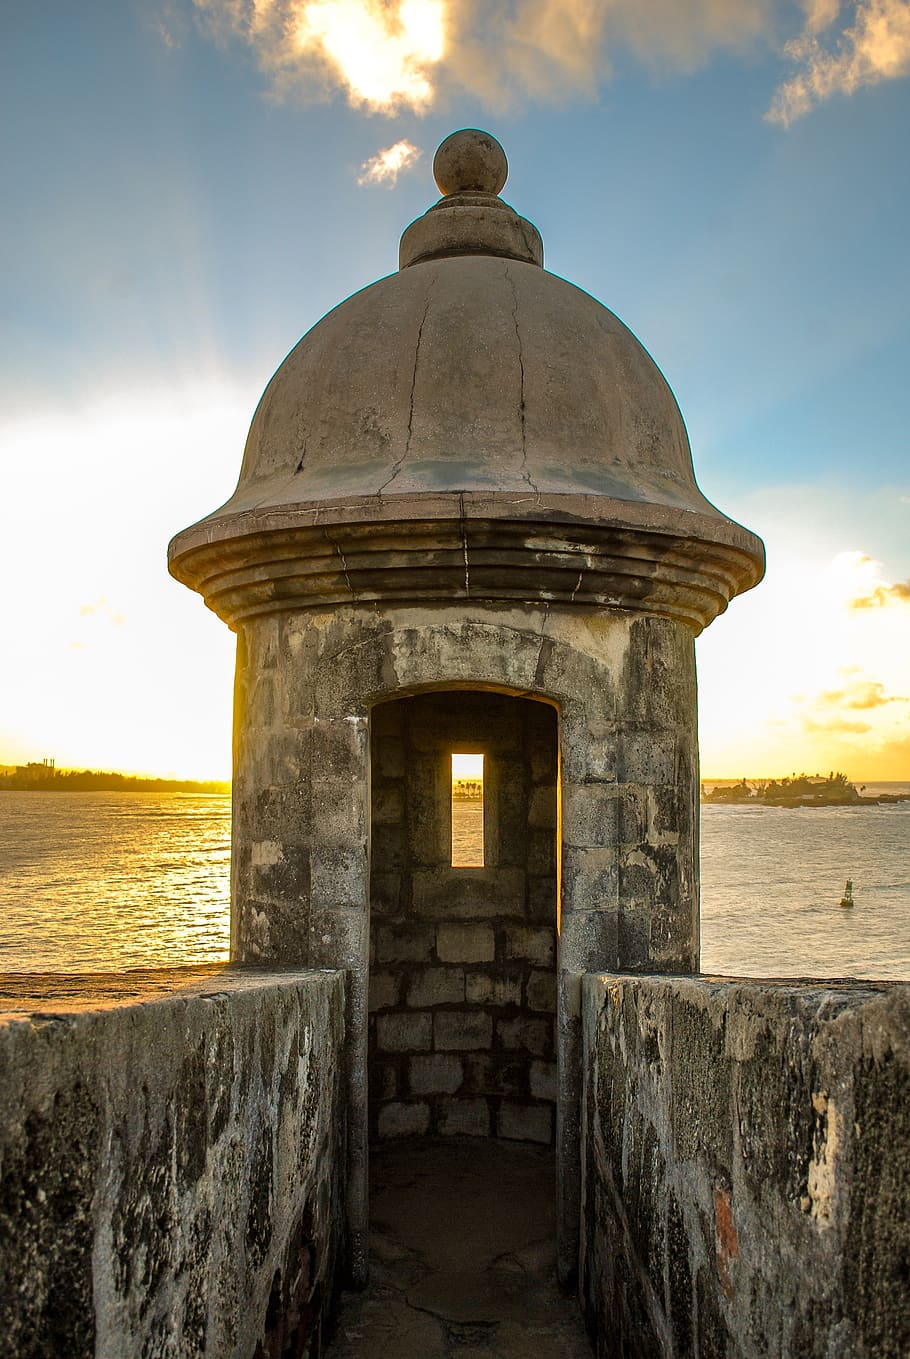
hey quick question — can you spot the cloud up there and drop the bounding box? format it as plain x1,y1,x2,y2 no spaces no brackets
70,597,126,652
816,676,907,708
191,1,910,129
194,0,445,111
357,139,422,186
768,0,910,126
803,715,872,732
849,578,910,608
78,597,126,627
151,2,189,48
301,0,444,109
826,549,910,610
803,0,843,33
192,0,784,114
833,550,910,609
795,668,908,739
697,499,910,779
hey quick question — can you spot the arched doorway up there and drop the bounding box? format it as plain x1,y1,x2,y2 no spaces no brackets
368,690,559,1143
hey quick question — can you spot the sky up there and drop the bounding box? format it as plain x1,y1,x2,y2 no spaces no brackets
1,0,908,781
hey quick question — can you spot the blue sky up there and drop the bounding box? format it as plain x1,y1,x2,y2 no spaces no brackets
2,1,908,778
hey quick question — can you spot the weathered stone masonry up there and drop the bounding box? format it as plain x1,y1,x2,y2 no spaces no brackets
0,967,346,1359
369,691,558,1145
581,975,910,1359
166,123,780,1319
222,600,708,1283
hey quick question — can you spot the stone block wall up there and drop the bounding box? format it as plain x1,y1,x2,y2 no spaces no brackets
369,692,558,1143
229,602,701,1281
0,966,346,1359
580,973,910,1359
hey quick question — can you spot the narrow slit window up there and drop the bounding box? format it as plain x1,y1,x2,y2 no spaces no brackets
451,753,484,867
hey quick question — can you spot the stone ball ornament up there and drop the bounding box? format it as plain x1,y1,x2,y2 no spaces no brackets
433,128,509,197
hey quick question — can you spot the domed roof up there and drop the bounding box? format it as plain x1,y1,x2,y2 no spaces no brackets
169,130,763,632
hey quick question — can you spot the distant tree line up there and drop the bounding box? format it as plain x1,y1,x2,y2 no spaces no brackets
0,767,230,794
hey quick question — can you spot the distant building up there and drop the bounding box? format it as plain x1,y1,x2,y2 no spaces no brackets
14,758,55,781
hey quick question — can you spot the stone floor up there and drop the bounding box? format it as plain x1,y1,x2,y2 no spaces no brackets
324,1137,593,1359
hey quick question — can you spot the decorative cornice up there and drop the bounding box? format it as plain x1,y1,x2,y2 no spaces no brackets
168,492,764,634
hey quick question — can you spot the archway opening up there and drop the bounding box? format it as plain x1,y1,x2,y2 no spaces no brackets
357,689,585,1346
368,689,559,1144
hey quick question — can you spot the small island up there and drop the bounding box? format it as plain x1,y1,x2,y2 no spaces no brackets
701,771,908,807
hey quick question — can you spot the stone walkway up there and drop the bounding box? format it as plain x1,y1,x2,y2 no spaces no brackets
324,1138,593,1359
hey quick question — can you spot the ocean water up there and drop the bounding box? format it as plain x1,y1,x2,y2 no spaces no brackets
0,792,231,971
0,788,907,979
700,788,910,979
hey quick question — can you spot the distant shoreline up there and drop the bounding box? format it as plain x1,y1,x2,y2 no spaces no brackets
701,773,910,808
701,794,910,807
0,775,230,795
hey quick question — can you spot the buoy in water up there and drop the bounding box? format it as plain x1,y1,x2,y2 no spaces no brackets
840,879,855,908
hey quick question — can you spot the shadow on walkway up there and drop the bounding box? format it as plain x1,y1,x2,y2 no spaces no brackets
324,1138,593,1358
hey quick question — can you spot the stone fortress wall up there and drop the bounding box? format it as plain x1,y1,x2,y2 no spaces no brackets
2,963,907,1358
580,975,910,1359
0,967,346,1359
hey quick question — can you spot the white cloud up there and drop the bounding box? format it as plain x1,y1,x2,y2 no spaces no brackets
193,0,910,121
78,597,125,626
850,577,910,607
300,0,444,110
357,139,422,186
802,0,843,35
194,0,445,112
768,0,910,126
193,0,778,112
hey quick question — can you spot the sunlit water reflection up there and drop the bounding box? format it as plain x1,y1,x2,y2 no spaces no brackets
0,789,907,978
451,798,484,867
0,792,230,971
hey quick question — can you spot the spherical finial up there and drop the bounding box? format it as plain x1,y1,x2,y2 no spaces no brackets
433,129,508,197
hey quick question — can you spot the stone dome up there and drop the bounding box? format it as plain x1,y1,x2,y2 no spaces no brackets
170,130,764,632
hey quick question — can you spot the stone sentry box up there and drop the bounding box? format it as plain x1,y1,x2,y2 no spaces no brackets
169,130,764,1288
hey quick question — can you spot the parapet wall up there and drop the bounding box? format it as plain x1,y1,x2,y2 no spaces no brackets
581,973,910,1359
0,965,346,1359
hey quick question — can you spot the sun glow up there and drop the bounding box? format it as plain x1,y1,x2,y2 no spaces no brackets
0,386,242,780
452,752,483,781
697,505,910,781
298,0,445,110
